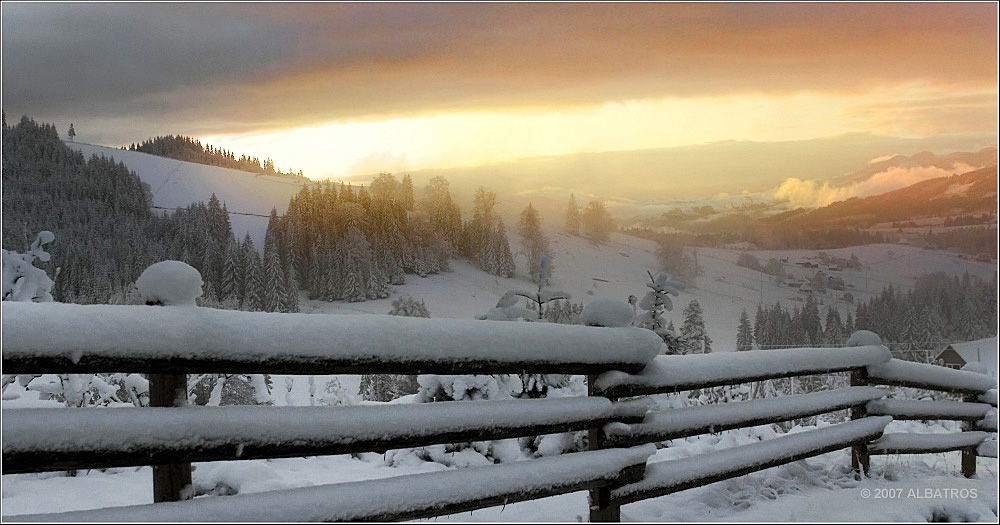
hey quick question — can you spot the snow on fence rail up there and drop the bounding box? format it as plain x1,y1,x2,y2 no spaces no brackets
593,345,892,398
866,399,994,421
2,398,648,474
1,302,663,375
868,432,991,455
866,358,997,395
602,387,887,448
3,300,995,522
610,416,893,506
7,446,656,523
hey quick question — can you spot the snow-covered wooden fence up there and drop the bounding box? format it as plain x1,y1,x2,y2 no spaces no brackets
2,303,996,522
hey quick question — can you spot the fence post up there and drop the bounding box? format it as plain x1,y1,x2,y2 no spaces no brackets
849,368,871,477
961,394,977,478
149,373,193,502
588,374,620,522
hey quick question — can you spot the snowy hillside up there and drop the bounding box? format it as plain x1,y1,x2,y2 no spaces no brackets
303,230,998,357
66,142,308,247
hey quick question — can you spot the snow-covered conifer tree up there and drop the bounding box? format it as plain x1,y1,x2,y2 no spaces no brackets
736,309,754,351
680,299,712,353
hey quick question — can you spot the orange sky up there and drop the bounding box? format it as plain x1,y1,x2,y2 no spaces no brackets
3,3,997,181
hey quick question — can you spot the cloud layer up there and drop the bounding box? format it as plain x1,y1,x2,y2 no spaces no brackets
775,163,979,208
3,3,997,146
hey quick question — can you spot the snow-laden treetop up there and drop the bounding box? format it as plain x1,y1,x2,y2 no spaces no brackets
135,260,203,306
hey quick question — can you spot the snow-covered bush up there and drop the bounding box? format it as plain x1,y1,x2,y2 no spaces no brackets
2,230,56,302
633,271,685,353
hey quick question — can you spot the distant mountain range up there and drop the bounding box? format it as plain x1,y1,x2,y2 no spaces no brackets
769,165,998,228
830,148,997,186
351,132,997,219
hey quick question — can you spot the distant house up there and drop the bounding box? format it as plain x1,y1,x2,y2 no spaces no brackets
936,337,998,378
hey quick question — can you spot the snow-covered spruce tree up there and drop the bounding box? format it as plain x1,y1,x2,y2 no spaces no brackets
495,220,516,278
633,271,685,354
680,300,711,354
736,309,754,351
518,203,552,283
565,193,580,235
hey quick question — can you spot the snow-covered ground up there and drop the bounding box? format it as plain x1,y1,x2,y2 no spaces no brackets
6,143,996,521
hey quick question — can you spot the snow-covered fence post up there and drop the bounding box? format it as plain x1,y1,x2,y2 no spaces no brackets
582,299,636,523
961,393,978,477
149,373,193,502
587,373,620,523
137,261,203,502
849,368,871,477
847,330,880,477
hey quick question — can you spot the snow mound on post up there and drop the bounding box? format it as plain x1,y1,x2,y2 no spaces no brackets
136,261,203,306
581,299,634,327
846,330,882,347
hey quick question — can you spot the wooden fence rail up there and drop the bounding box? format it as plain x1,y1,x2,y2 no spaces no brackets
2,304,996,522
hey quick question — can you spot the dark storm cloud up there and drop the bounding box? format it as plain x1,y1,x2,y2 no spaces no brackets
2,3,298,117
1,2,996,145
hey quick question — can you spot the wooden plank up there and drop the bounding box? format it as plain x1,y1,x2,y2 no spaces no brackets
866,399,994,421
2,303,661,376
602,387,884,448
148,373,192,503
596,365,866,399
868,432,989,455
611,417,889,506
593,346,890,399
865,377,989,397
867,359,994,396
1,355,650,377
4,398,647,474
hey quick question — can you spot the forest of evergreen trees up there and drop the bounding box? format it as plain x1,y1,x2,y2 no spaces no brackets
2,117,299,312
127,135,307,180
736,271,997,361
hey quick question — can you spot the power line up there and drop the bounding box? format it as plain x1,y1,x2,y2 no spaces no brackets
150,205,278,219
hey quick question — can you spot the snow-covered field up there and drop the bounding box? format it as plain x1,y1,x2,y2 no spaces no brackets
5,144,996,521
66,142,309,248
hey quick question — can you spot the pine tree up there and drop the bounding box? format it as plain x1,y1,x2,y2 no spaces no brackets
736,309,754,351
565,193,580,235
67,123,76,142
680,300,711,353
400,174,415,211
281,262,300,313
518,203,550,282
496,220,515,278
262,237,286,312
824,307,844,346
241,235,263,311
